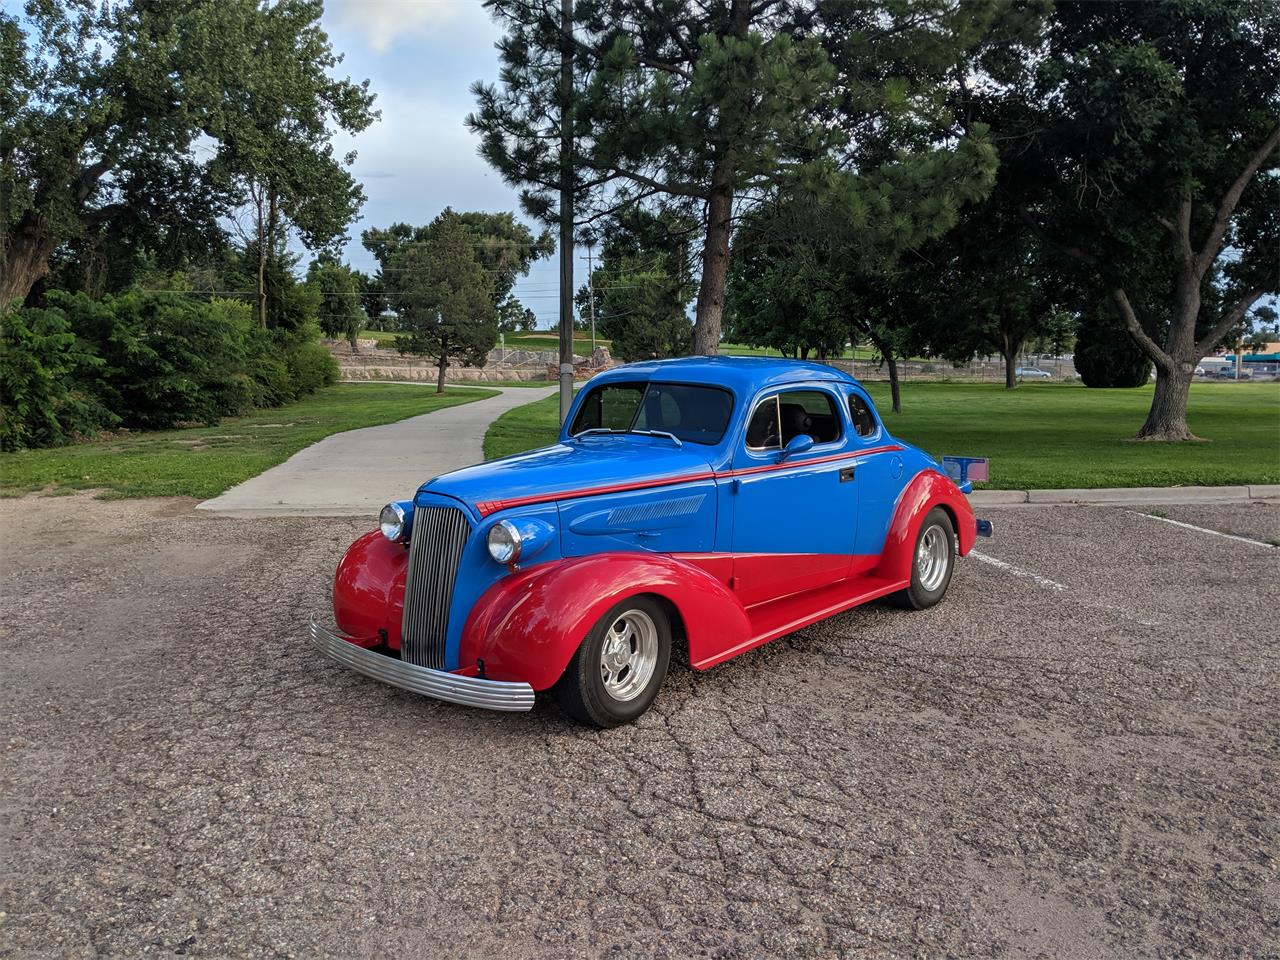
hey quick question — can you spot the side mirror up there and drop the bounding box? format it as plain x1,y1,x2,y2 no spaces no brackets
779,433,814,462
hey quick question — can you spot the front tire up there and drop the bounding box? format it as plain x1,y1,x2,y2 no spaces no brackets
890,507,956,610
554,596,671,728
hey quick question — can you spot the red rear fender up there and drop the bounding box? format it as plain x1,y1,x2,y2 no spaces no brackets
875,469,976,582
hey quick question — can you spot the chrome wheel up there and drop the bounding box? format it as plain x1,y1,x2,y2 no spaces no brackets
599,609,659,702
916,524,950,592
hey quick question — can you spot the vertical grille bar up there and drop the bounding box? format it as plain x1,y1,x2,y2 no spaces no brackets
401,506,470,670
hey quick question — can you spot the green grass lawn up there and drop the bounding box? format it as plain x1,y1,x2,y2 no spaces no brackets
483,380,1280,488
1,383,498,500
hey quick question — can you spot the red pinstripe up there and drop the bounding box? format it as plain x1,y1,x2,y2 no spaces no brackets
473,444,903,517
724,444,902,478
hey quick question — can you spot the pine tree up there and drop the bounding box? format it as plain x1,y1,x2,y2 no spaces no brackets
470,0,840,354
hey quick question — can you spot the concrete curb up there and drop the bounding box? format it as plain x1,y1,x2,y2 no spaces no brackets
969,485,1279,507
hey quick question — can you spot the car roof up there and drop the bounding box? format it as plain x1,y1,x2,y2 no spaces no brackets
585,355,859,395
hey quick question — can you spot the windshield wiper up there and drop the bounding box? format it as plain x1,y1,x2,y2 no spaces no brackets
570,428,624,441
571,427,683,448
628,429,683,448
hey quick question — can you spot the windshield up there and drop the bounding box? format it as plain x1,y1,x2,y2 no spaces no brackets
568,381,734,446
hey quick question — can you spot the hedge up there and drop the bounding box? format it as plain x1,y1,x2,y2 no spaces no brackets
1,291,338,451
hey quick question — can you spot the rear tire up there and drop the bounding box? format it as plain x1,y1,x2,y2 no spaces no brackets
890,507,956,610
554,596,671,728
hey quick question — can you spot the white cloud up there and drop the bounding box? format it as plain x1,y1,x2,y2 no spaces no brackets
326,87,524,268
328,0,490,53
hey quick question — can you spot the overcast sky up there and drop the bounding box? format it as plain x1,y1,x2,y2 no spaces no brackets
322,0,573,329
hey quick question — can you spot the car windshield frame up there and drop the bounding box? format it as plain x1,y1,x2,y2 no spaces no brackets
568,380,735,447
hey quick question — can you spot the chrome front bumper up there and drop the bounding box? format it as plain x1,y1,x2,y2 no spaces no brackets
308,618,535,712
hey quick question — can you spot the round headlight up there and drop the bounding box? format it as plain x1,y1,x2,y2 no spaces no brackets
379,502,409,542
487,519,521,564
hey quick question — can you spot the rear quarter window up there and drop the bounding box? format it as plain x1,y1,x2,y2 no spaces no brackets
848,394,878,438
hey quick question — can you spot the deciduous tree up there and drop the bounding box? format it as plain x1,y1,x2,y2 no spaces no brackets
362,211,551,331
576,208,696,359
394,211,497,393
307,256,367,351
992,0,1279,439
0,0,375,312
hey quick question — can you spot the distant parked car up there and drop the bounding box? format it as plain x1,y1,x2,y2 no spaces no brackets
1216,368,1251,380
1016,367,1053,380
1195,366,1207,377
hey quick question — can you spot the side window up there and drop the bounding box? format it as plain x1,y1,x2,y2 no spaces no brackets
778,390,841,445
745,396,780,449
848,394,878,438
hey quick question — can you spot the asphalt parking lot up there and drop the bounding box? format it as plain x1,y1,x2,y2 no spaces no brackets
1,495,1277,958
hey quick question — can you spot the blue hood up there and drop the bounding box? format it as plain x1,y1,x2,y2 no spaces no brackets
419,437,718,514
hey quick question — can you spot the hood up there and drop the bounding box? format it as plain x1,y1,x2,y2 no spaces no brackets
419,436,718,516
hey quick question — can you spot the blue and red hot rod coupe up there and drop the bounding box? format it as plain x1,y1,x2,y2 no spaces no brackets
311,357,992,726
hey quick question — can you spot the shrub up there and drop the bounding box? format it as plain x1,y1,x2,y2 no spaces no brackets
0,306,117,450
283,335,340,397
209,299,294,408
1074,308,1152,388
2,289,340,449
52,290,258,428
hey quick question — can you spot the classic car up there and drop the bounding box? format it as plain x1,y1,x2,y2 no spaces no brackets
310,357,993,727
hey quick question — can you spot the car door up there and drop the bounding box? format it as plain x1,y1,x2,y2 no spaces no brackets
729,386,859,607
845,386,901,567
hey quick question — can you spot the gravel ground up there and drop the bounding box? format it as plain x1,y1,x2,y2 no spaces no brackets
1,494,1276,959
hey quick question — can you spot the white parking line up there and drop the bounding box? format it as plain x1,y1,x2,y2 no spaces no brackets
1134,512,1279,549
969,550,1068,592
968,549,1159,626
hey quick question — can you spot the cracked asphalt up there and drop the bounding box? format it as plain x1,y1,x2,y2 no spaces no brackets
1,494,1277,958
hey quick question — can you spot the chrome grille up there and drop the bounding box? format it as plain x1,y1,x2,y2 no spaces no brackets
400,505,470,670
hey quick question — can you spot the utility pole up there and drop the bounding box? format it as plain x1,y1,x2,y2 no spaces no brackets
586,244,596,356
557,0,574,424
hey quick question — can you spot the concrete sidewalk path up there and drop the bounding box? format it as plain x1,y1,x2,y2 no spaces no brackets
198,385,557,517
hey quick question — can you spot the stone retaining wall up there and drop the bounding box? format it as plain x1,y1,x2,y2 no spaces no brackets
326,340,613,384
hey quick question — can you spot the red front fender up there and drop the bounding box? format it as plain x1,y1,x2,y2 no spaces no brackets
459,553,753,690
874,469,976,582
333,530,408,648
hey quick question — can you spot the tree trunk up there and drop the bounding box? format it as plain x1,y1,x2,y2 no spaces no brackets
692,167,733,355
0,223,58,308
263,188,280,329
1111,274,1211,441
436,355,448,394
257,247,268,328
1003,350,1017,389
1136,367,1195,440
885,353,901,414
687,0,752,356
864,326,901,412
